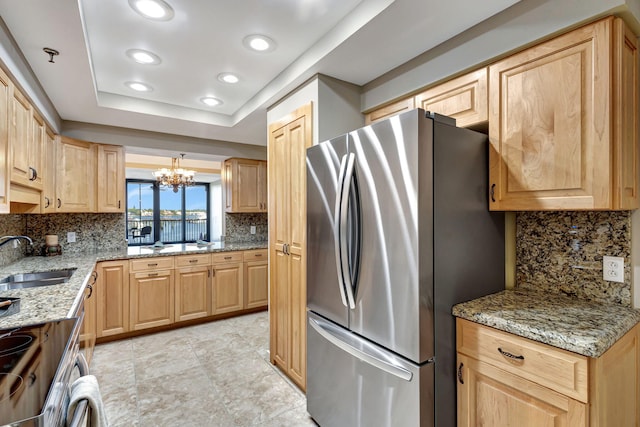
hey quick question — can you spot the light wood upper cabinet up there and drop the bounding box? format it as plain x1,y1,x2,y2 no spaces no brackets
414,67,488,128
365,98,415,125
97,144,125,213
268,102,312,391
457,319,640,427
41,129,57,213
0,67,10,213
488,17,638,210
96,260,130,338
223,157,268,213
56,136,97,212
9,87,44,190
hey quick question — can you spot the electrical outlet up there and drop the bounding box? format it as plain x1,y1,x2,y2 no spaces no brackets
67,232,76,243
250,225,256,235
603,256,624,283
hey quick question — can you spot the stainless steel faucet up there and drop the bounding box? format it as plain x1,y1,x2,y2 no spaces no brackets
0,236,34,248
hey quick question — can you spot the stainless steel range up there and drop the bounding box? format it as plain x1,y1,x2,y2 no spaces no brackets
0,316,87,427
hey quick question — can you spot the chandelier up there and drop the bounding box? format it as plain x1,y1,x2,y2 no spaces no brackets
153,153,195,192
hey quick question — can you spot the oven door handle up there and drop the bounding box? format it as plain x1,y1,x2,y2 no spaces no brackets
68,352,90,427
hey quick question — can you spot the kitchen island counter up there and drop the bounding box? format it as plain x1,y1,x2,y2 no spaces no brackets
453,288,640,358
0,241,267,329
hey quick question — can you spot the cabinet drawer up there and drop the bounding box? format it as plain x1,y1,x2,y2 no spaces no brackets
175,254,211,267
456,319,588,402
212,251,243,264
243,249,267,261
130,257,174,272
132,269,172,279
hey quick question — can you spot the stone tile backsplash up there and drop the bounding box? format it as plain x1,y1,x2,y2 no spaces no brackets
516,211,631,306
24,213,128,255
0,215,29,266
225,213,268,243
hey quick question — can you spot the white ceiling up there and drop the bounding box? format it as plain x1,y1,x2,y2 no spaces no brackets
0,0,520,149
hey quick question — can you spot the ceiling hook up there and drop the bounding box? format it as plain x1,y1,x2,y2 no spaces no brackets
43,47,59,63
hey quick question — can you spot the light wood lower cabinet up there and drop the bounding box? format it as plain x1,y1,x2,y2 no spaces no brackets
457,318,640,426
80,273,97,366
130,269,174,330
212,261,244,315
244,250,268,309
96,260,130,338
95,250,266,341
175,265,211,322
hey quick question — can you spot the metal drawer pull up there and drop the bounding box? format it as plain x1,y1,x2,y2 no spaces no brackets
458,363,464,384
148,263,158,267
148,272,159,277
255,254,262,257
224,256,232,260
189,259,198,263
498,348,524,360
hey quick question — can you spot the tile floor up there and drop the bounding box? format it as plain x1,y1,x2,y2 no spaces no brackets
90,311,316,427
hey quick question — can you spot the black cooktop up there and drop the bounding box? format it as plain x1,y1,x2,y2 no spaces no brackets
0,318,76,425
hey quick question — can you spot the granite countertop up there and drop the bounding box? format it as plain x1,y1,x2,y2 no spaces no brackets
0,241,267,329
453,288,640,358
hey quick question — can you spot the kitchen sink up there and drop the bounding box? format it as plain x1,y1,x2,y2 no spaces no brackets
0,268,76,291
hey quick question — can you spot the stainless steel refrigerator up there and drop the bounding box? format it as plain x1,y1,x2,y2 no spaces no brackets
306,109,505,427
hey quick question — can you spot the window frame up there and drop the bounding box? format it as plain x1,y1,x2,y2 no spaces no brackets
126,179,211,245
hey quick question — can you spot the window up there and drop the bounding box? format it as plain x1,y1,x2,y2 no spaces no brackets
126,180,210,245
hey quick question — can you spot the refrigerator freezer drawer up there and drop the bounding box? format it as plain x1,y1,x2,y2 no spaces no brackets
307,312,434,427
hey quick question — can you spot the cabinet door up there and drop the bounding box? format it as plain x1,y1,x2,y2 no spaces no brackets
175,265,210,321
41,129,56,213
97,144,125,212
457,354,587,427
223,160,233,212
211,262,243,314
80,275,97,366
0,67,10,212
244,259,268,309
268,102,311,392
414,68,488,128
364,98,414,125
96,260,130,337
56,137,96,212
130,270,174,330
9,87,32,187
488,19,612,210
29,110,44,190
258,160,268,212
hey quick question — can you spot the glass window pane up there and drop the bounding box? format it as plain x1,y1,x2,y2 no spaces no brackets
127,182,155,245
186,185,208,241
159,187,183,243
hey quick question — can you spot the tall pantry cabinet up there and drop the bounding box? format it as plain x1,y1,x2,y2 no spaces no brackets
268,102,313,391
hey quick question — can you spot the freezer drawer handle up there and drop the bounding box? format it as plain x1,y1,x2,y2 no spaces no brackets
498,348,524,360
309,316,413,382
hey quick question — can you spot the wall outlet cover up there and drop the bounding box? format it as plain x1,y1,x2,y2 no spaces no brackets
603,255,624,283
250,225,256,235
67,232,76,243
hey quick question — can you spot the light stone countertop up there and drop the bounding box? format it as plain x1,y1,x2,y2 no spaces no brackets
0,241,267,329
453,289,640,358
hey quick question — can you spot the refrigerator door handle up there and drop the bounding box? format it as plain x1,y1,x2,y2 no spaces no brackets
339,153,357,309
309,315,413,382
334,154,350,308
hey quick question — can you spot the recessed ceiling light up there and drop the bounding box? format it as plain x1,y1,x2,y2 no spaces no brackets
126,49,161,65
128,0,174,21
243,35,276,53
218,73,239,84
126,81,153,92
201,97,223,107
